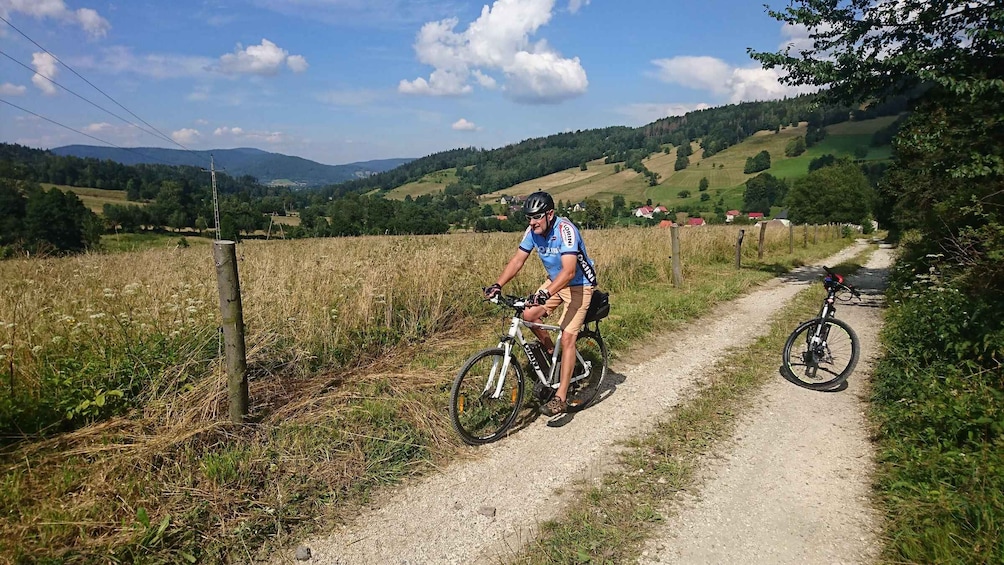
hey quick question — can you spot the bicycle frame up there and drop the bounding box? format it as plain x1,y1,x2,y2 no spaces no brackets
806,267,858,362
481,299,592,400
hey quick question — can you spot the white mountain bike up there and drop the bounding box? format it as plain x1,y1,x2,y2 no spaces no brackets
449,293,608,445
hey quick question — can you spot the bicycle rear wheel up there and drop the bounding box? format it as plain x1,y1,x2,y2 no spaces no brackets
565,330,607,412
449,347,525,445
781,317,859,389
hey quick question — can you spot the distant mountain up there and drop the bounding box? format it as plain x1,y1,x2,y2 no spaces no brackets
50,145,413,187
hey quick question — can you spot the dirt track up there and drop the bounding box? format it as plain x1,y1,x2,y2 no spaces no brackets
280,241,891,565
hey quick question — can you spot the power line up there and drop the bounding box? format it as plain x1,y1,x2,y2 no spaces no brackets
0,49,179,148
0,13,192,155
0,98,200,168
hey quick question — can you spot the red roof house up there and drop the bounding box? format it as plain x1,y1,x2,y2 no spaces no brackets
687,217,706,226
748,212,765,220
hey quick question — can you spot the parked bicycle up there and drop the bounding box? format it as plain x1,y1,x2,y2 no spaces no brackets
781,266,862,390
449,292,609,445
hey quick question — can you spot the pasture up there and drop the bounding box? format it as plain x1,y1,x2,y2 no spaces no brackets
41,183,137,214
0,224,855,563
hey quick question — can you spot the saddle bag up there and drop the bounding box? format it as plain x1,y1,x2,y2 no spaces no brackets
584,289,610,323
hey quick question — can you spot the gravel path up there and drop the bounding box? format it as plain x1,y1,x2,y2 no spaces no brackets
280,241,888,565
637,244,892,565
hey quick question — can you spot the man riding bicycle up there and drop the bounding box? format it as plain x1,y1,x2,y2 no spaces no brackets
484,191,597,417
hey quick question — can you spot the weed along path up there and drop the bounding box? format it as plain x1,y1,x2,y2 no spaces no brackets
281,241,887,565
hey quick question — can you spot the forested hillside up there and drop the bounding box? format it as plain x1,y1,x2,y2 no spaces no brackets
51,145,412,187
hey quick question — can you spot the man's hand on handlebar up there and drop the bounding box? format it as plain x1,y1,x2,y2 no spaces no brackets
527,288,550,306
483,283,502,300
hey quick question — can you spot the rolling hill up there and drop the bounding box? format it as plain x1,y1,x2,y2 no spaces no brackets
50,145,413,188
387,115,894,213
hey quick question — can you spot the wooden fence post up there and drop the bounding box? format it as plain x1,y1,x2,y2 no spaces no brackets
757,221,767,260
735,229,745,269
788,223,794,254
213,240,249,423
670,225,683,286
803,224,808,248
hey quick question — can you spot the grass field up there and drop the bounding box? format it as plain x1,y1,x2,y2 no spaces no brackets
41,183,138,214
384,168,460,200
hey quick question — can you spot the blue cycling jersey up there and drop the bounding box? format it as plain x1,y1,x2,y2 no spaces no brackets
518,217,597,287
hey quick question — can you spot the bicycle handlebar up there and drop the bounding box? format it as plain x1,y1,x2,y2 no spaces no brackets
486,293,530,310
821,266,860,299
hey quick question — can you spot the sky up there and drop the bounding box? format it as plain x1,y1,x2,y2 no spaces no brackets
0,0,818,166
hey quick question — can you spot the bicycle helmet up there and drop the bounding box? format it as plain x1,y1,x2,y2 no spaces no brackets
523,191,555,216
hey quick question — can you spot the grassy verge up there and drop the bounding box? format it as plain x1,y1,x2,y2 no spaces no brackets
870,249,1004,564
507,254,873,564
0,229,858,563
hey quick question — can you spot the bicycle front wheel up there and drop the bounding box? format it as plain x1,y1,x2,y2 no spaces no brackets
450,348,525,445
781,317,859,389
565,330,607,412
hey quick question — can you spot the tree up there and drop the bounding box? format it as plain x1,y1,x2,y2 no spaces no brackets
22,185,100,253
0,179,26,246
743,173,786,215
674,155,689,171
677,190,691,199
784,136,806,157
743,150,771,174
612,195,626,216
785,161,874,225
698,177,709,192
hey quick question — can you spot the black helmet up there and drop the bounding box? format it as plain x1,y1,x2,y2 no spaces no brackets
523,191,554,216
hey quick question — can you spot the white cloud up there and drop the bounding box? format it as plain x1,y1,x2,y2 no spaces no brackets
286,54,309,73
172,128,201,144
210,126,285,144
451,118,479,131
216,39,308,76
504,50,587,104
650,55,816,103
472,70,497,89
399,0,588,104
617,102,712,125
31,52,59,95
214,126,245,136
0,0,111,38
650,56,733,96
0,82,26,96
83,122,113,133
567,0,589,14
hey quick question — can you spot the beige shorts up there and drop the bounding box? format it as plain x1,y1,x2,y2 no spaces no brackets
538,281,593,335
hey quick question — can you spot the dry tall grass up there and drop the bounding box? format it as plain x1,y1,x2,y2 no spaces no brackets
0,223,844,563
0,225,823,401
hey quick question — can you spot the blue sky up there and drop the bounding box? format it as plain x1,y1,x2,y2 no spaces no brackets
0,0,816,166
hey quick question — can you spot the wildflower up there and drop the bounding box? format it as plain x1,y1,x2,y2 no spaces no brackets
51,336,64,345
1,344,11,350
89,313,106,320
31,345,42,355
123,283,142,295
